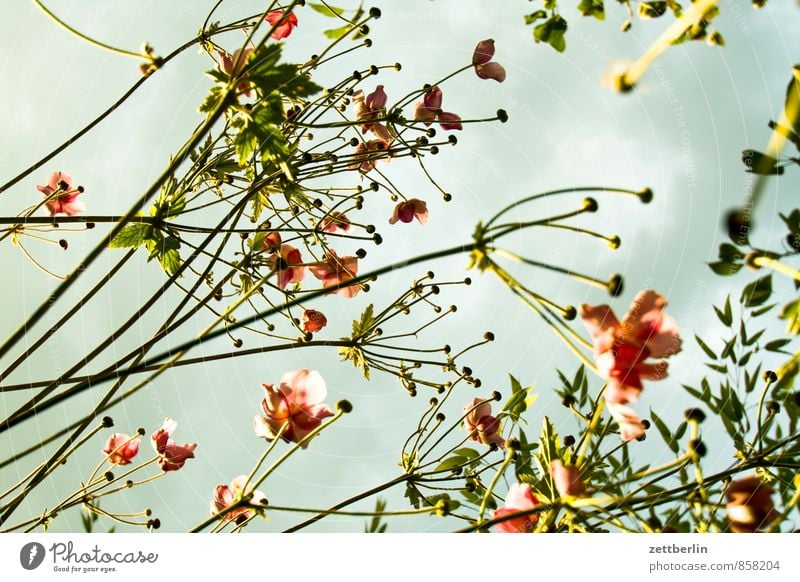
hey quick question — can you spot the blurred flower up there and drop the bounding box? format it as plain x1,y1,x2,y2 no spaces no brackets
265,10,298,40
601,60,634,93
725,476,777,533
580,290,681,405
151,418,196,472
463,397,504,448
309,250,360,298
318,211,351,233
211,475,267,525
260,231,282,253
217,48,254,96
389,198,429,225
353,85,394,142
102,433,140,466
494,483,539,533
473,39,506,82
607,402,646,442
302,309,327,333
350,139,390,172
549,460,585,497
413,86,462,131
269,244,305,289
253,369,335,448
36,171,85,216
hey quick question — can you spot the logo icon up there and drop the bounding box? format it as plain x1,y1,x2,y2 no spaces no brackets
19,542,46,570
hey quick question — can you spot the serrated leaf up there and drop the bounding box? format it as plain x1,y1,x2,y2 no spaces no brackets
533,15,568,52
352,304,375,338
108,222,151,249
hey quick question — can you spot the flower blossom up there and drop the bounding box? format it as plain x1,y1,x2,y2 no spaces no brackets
211,475,267,525
253,369,335,448
413,86,462,131
549,460,585,498
353,85,394,142
607,402,647,442
463,398,504,448
302,309,327,333
494,483,539,533
102,433,140,466
389,198,429,225
217,48,254,96
580,290,681,405
473,39,506,82
318,211,351,233
36,171,85,216
260,231,282,253
350,139,390,172
265,10,298,40
725,476,777,533
151,418,196,472
309,250,360,298
269,244,305,289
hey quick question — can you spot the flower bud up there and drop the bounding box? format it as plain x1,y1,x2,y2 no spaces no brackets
684,408,706,423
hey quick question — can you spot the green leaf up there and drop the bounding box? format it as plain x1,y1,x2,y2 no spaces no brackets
765,338,792,353
578,0,605,20
524,10,548,24
708,261,743,276
352,304,375,338
713,295,733,326
740,275,773,307
649,409,678,453
694,335,717,360
198,84,227,114
231,107,290,167
365,498,388,533
780,298,800,335
500,374,535,423
309,2,344,17
323,24,350,39
434,455,468,473
533,15,568,52
742,149,784,175
108,222,151,249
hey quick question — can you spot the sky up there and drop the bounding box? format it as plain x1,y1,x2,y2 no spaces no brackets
0,0,799,533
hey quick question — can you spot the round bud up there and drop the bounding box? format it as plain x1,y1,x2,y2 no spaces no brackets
448,135,458,145
688,439,707,457
369,7,382,18
336,399,353,413
151,518,161,530
86,222,95,229
583,197,598,212
104,471,115,482
637,187,653,203
608,235,621,250
365,224,376,233
233,338,243,348
464,277,472,285
59,239,68,250
462,366,472,376
492,390,502,401
505,438,521,451
484,331,495,341
497,109,509,123
794,391,800,407
473,379,482,388
607,274,624,297
641,419,651,430
563,306,577,320
683,408,706,423
137,427,146,436
373,233,383,245
101,416,114,428
435,413,446,422
370,65,379,75
563,435,576,447
443,193,452,202
561,395,576,408
356,248,367,259
762,370,778,383
766,401,781,415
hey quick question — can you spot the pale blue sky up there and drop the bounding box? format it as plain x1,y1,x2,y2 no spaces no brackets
0,0,799,532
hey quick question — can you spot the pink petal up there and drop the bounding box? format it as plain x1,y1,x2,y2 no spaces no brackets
422,86,443,110
504,483,537,511
472,39,496,66
437,111,463,131
580,304,621,348
280,369,327,405
476,62,507,82
365,85,387,110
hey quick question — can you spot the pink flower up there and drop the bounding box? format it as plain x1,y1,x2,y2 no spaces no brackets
253,369,335,447
265,10,298,40
580,290,681,405
549,460,585,497
493,483,539,533
36,171,85,216
217,48,254,96
725,476,777,533
302,309,327,333
211,475,267,525
353,86,394,142
269,244,305,289
413,86,462,131
463,398,504,448
261,231,282,253
102,433,140,466
318,211,351,233
473,39,506,82
389,198,429,225
309,250,360,298
151,418,196,472
350,139,390,172
607,402,646,442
